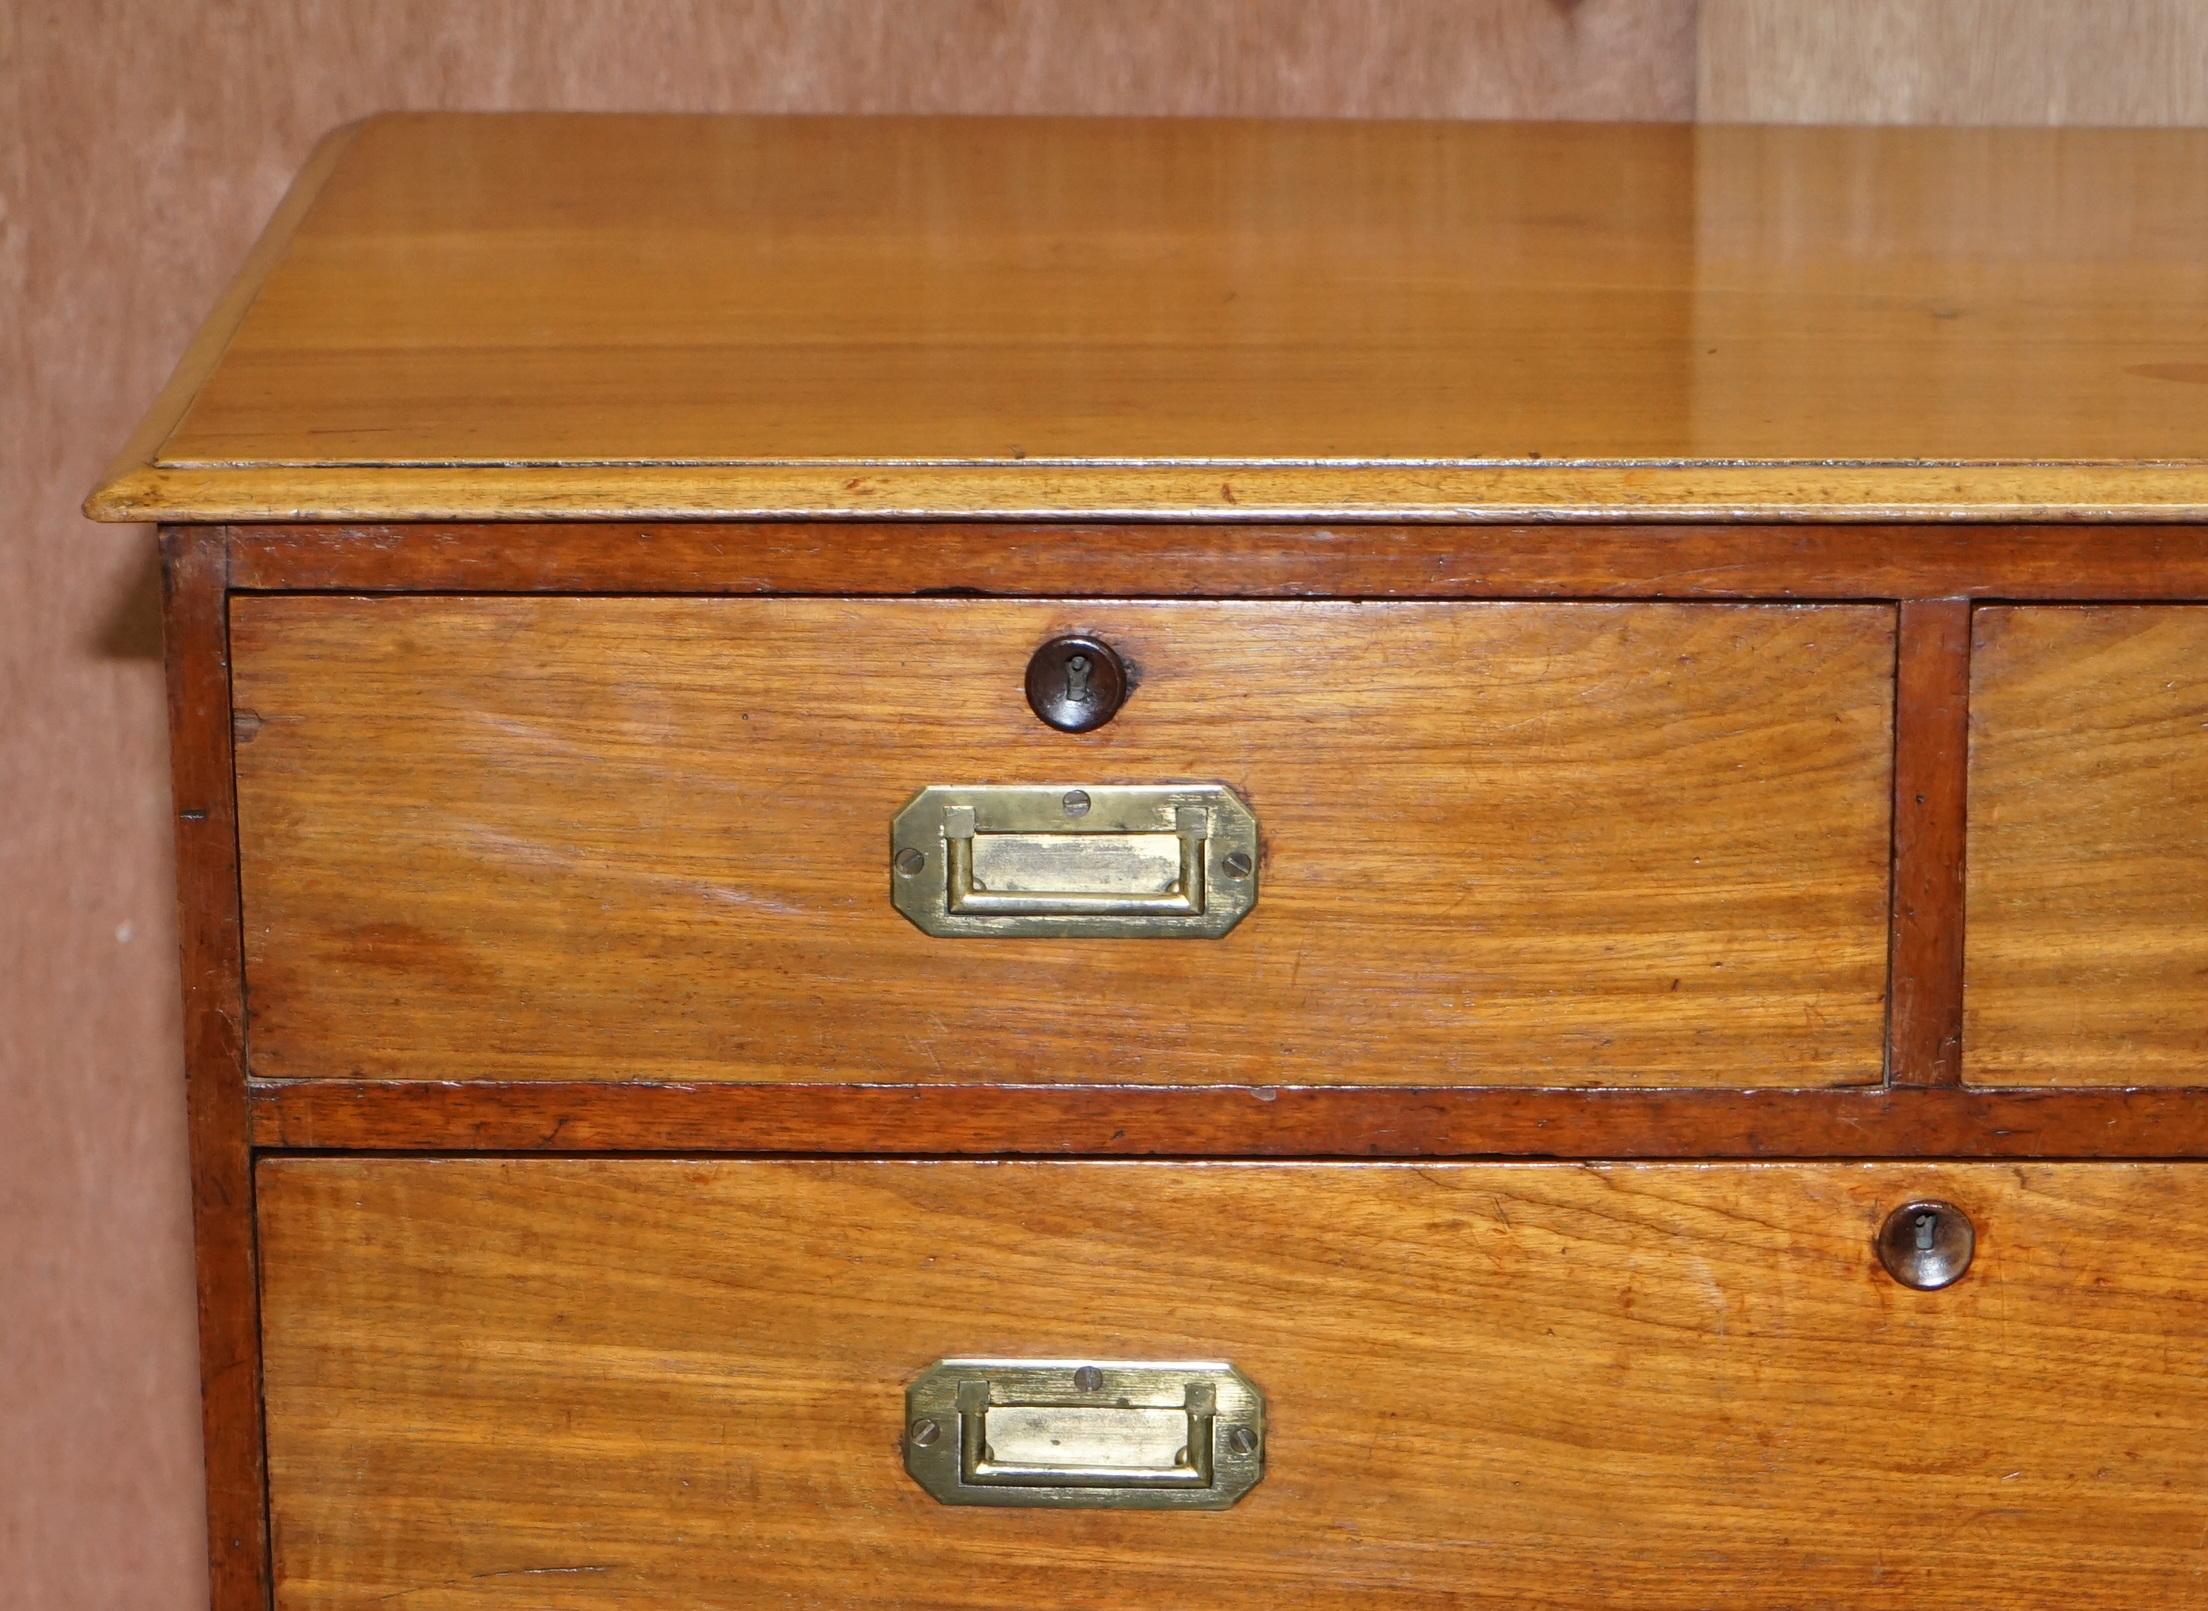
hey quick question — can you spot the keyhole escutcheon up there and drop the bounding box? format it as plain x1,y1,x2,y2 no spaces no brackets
1025,635,1128,733
1877,1199,1975,1291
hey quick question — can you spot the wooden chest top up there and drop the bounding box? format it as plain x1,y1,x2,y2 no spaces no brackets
87,113,2208,525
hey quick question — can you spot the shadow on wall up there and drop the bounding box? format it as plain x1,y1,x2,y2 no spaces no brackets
97,542,164,660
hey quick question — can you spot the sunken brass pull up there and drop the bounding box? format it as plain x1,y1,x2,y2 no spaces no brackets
890,784,1259,938
902,1359,1266,1510
945,802,1206,918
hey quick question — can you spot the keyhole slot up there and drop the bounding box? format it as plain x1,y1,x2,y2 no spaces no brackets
1065,654,1093,704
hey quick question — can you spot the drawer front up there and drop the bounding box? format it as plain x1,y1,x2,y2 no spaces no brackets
1969,606,2208,1084
260,1159,2208,1609
231,598,1893,1087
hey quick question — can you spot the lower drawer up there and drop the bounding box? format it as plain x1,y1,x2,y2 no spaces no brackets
259,1160,2208,1609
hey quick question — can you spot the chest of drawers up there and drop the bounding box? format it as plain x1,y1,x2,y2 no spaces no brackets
93,114,2208,1608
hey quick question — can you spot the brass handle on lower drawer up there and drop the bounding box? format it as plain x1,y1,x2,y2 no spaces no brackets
890,784,1260,938
903,1359,1266,1509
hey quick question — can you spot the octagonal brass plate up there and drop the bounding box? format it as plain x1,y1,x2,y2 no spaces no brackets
890,783,1259,938
903,1359,1266,1510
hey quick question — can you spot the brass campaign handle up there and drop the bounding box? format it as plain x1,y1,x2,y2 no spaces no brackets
944,802,1207,919
889,784,1260,939
902,1359,1266,1510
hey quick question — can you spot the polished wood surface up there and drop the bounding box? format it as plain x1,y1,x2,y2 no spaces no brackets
158,530,269,1611
248,1080,2208,1160
1886,599,1971,1086
260,1158,2208,1609
1967,606,2208,1085
230,597,1893,1087
221,520,2208,601
87,115,2208,522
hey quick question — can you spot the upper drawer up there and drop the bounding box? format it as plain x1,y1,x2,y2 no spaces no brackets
230,598,1894,1087
1968,605,2208,1085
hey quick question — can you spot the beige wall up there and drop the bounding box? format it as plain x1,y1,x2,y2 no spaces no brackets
1699,0,2208,123
2,4,2197,1606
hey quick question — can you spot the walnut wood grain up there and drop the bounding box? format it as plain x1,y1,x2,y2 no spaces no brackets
229,597,1895,1088
1967,606,2208,1084
87,116,2208,522
223,520,2208,601
1887,600,1971,1085
158,529,267,1611
259,1158,2208,1609
247,1079,2208,1159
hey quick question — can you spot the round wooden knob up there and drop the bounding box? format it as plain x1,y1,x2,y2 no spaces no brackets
1025,635,1127,733
1876,1200,1975,1290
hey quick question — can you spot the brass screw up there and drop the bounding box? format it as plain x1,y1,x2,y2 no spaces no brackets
1224,1426,1260,1457
894,847,925,876
1073,1365,1104,1391
1061,790,1092,818
908,1417,941,1447
1222,850,1254,879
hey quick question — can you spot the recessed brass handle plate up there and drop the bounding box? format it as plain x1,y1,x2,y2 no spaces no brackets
903,1359,1266,1509
890,784,1259,938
